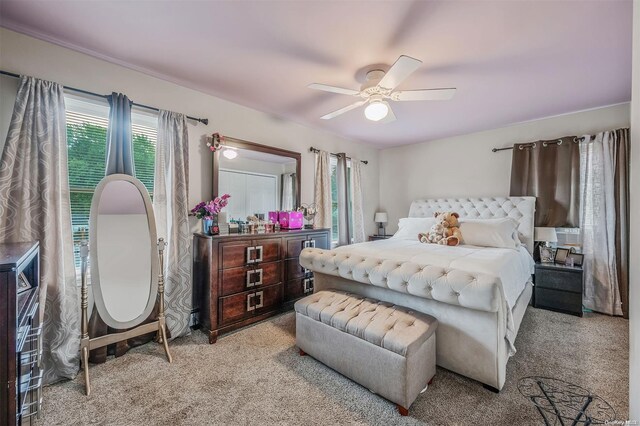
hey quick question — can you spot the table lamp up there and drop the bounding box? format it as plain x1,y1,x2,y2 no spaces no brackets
534,227,558,247
534,227,557,263
374,212,388,236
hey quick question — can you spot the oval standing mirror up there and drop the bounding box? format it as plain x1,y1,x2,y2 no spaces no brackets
89,174,158,329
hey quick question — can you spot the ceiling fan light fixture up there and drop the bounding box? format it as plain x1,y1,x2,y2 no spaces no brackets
364,100,389,121
223,148,238,160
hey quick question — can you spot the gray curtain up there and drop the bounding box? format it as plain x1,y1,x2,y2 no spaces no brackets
154,110,191,337
336,153,351,246
350,159,365,243
313,150,331,230
105,92,134,175
510,136,580,227
0,76,79,383
579,128,629,317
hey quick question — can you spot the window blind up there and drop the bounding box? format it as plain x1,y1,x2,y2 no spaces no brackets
65,96,157,269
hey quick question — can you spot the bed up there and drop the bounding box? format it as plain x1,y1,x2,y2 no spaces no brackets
299,197,536,391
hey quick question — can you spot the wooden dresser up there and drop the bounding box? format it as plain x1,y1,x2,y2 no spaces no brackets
193,229,330,343
1,242,41,425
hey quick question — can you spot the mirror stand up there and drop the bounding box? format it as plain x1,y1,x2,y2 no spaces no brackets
79,238,173,396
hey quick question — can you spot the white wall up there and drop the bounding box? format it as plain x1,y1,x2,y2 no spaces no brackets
629,0,639,420
378,103,630,233
0,28,380,236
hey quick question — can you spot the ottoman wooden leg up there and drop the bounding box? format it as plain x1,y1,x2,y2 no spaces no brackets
428,376,434,385
299,348,307,356
397,405,409,416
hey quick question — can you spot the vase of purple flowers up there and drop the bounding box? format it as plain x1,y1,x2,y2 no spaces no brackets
191,194,231,235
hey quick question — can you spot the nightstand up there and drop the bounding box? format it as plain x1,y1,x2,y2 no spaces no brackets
533,262,583,317
368,235,392,241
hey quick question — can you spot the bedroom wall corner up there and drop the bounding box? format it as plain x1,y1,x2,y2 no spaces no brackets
378,104,631,234
628,0,639,420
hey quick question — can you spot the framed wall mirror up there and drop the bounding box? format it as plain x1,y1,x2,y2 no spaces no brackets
212,137,301,220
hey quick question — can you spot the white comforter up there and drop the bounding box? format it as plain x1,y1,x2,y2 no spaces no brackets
332,239,534,314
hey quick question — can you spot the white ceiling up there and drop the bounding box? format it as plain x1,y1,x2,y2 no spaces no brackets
0,0,633,147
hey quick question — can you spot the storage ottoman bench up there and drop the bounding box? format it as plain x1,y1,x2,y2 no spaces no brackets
294,290,438,416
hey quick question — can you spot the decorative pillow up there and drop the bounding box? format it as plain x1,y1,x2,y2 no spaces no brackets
391,217,437,241
459,218,520,249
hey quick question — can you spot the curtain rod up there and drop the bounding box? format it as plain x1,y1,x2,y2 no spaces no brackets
492,137,584,153
309,147,368,165
0,69,209,125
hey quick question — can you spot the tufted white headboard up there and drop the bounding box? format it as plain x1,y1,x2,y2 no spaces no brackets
408,197,536,253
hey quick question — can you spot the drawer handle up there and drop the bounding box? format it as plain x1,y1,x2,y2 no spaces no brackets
246,294,256,311
309,239,316,248
245,269,263,288
254,291,264,309
246,246,256,264
255,246,264,262
303,277,314,293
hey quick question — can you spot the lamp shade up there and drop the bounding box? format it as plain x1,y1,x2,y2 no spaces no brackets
374,212,388,223
534,227,558,243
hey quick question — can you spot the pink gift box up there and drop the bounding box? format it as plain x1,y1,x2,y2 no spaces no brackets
279,211,303,229
268,211,280,224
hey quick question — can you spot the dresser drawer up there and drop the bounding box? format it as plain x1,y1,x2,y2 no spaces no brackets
219,289,255,325
285,236,307,259
534,287,582,316
219,239,253,269
536,268,582,293
220,261,282,296
285,258,309,280
284,277,314,302
253,283,283,315
219,238,282,269
308,233,329,250
254,238,282,263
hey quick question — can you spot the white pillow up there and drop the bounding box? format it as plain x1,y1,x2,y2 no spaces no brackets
391,217,436,241
459,218,520,249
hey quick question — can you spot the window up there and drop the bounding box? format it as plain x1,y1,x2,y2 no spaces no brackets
329,156,352,243
65,95,157,268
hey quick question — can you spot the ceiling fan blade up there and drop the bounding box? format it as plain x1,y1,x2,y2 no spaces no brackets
393,88,457,101
377,102,396,124
320,100,367,120
308,83,360,96
378,55,422,90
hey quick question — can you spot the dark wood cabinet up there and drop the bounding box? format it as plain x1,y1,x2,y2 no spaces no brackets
193,229,330,343
534,262,584,317
1,242,41,425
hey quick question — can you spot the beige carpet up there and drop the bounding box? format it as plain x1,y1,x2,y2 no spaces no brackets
40,307,628,425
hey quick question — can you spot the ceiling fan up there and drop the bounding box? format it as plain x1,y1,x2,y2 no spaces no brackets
309,55,456,123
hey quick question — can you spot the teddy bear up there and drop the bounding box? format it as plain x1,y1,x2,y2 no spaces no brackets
418,211,462,246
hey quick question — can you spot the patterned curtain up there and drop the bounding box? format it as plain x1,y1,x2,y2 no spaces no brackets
579,128,630,317
153,110,191,337
350,159,365,243
313,150,331,229
0,76,79,383
336,153,350,246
